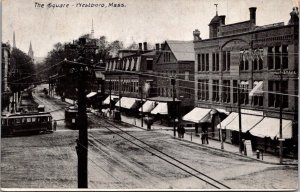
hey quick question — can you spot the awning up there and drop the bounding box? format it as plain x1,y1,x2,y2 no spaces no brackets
217,112,238,129
103,95,119,105
249,117,293,139
216,108,230,115
225,114,263,132
115,97,139,109
87,92,97,98
182,107,211,123
150,102,168,115
249,81,263,97
139,100,156,112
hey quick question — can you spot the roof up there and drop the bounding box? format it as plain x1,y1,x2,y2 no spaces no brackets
166,40,194,61
142,50,156,56
209,15,221,25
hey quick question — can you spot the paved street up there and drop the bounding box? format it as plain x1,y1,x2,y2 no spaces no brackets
1,91,298,189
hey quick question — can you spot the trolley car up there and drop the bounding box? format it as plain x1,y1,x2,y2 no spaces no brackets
65,105,78,129
1,112,53,136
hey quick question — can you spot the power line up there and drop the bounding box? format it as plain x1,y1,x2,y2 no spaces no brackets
105,69,299,97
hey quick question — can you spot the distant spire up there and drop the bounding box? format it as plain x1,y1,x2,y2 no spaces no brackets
13,31,16,48
214,3,218,16
90,19,94,39
28,41,34,60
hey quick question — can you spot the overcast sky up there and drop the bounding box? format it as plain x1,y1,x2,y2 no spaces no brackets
2,0,298,58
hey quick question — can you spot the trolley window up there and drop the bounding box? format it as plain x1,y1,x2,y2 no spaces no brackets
15,118,21,124
1,119,7,125
27,118,32,123
32,117,37,122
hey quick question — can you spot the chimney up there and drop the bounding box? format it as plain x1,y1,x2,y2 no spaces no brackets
288,7,299,25
193,29,201,41
249,7,257,24
161,43,164,50
143,42,147,51
138,43,142,51
219,15,226,25
155,43,160,51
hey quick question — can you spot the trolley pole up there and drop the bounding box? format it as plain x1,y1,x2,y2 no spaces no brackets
279,59,283,164
171,78,176,137
109,80,112,111
238,83,243,154
140,82,144,127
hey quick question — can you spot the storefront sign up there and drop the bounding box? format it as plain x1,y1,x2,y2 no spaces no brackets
241,109,264,116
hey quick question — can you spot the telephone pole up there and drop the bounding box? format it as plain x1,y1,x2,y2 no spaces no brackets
238,83,243,154
64,37,98,188
171,78,176,137
76,56,88,188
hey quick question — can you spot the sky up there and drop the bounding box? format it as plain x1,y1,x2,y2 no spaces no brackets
2,0,298,58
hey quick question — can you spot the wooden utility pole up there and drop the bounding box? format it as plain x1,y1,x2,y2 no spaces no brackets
279,57,283,164
140,81,144,127
238,82,243,154
76,57,88,188
171,78,176,137
65,37,98,188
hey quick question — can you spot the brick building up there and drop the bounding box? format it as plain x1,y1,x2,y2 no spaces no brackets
192,7,298,154
103,42,158,113
154,40,195,116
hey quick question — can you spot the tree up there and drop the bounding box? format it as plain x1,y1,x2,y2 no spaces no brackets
9,48,36,93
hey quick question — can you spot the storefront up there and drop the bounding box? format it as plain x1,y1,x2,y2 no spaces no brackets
115,97,141,115
249,117,293,154
182,107,213,136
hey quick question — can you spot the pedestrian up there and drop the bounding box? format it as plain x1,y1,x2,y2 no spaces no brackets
201,130,205,144
182,125,185,139
205,130,209,144
53,120,57,131
177,126,181,138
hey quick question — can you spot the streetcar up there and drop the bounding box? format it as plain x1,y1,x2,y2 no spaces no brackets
65,105,78,129
1,112,53,136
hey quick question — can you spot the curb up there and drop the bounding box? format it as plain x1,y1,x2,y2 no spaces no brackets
172,136,298,166
120,118,298,166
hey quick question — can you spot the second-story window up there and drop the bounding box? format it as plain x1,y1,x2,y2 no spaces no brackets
185,71,190,80
222,80,231,103
240,81,249,105
212,80,219,102
198,80,209,101
268,80,288,108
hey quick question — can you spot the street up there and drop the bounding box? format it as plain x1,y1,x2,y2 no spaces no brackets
1,91,298,189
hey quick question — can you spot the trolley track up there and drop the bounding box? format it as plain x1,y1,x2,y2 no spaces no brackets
88,115,231,189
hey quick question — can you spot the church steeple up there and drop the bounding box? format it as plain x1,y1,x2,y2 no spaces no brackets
13,31,16,48
28,41,34,61
90,19,94,39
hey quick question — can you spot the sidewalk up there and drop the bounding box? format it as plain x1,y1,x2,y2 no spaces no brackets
120,114,298,166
